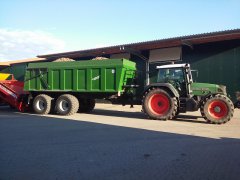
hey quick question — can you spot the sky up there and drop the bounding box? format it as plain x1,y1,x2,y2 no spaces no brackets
0,0,240,61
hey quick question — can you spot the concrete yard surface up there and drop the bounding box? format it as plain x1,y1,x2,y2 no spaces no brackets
0,104,240,180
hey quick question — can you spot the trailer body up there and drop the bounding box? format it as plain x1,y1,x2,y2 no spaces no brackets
24,59,136,95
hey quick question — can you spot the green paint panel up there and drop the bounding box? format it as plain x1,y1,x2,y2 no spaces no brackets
64,69,73,90
191,82,218,96
106,68,116,90
24,59,136,94
30,70,37,90
41,70,48,90
52,70,60,90
77,69,86,90
130,56,146,98
91,69,101,90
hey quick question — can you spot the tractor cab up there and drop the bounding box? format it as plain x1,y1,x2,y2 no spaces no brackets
156,63,193,97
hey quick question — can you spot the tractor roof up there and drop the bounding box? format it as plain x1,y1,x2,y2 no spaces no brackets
156,63,190,69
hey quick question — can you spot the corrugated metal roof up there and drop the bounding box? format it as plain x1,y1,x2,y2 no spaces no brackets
38,29,240,59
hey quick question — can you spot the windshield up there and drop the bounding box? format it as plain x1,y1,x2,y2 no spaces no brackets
157,68,185,83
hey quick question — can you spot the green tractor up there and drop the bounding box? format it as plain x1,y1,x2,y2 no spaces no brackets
142,63,234,124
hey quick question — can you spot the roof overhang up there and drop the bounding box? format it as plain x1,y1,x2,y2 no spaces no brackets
0,57,47,66
38,29,240,59
0,62,10,66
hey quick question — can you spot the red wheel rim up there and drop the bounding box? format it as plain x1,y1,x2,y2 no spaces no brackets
149,94,170,115
208,100,228,119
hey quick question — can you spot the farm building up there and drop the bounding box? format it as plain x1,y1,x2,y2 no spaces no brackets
0,29,240,102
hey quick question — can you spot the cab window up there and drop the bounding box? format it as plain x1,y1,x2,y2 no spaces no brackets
157,68,185,83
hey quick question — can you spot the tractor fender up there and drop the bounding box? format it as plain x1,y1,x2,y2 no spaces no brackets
143,83,179,98
199,93,222,104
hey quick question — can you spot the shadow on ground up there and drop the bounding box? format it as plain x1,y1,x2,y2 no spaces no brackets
90,108,146,119
0,107,240,180
172,114,207,124
89,108,208,124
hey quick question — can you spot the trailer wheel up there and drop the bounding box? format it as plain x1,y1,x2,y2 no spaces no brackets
78,98,95,113
33,94,52,115
55,94,79,116
201,94,234,124
143,88,178,120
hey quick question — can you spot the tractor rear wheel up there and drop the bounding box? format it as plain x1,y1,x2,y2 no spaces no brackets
143,88,178,120
173,108,180,118
55,94,79,116
33,94,52,115
200,94,234,124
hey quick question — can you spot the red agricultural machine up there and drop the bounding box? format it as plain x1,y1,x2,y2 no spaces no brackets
0,73,28,112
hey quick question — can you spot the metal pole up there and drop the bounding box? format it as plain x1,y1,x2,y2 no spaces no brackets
146,60,150,85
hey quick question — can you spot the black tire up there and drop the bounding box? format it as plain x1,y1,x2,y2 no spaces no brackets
200,94,234,124
173,108,180,118
33,94,52,115
78,98,95,113
142,88,178,120
55,94,79,116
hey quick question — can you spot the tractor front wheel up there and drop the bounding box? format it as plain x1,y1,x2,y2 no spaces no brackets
201,94,234,124
143,88,178,120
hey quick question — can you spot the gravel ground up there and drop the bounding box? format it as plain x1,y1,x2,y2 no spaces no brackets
0,104,240,180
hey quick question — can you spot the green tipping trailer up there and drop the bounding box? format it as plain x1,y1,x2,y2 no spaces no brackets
24,59,137,115
24,59,136,93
